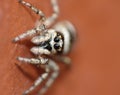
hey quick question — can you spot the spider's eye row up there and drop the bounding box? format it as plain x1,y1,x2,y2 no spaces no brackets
54,44,60,49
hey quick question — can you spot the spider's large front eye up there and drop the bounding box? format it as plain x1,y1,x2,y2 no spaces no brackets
42,42,52,51
54,37,60,42
54,44,60,49
45,43,52,51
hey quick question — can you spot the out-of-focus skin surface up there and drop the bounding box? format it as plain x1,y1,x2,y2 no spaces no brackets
0,0,120,95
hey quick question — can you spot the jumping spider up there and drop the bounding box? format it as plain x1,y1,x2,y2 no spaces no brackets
13,0,76,95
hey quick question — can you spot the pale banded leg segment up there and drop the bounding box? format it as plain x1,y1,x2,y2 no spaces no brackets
18,0,46,21
17,56,48,65
30,47,51,55
18,0,60,27
23,71,49,95
13,24,46,42
37,0,60,27
38,60,59,95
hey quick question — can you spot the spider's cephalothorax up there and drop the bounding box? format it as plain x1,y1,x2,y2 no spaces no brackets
31,21,76,56
13,0,76,95
31,29,64,55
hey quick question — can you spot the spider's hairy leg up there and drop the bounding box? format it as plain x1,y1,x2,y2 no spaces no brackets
17,56,48,65
18,0,46,21
38,59,59,95
31,33,50,45
13,24,46,42
23,67,50,95
36,0,59,28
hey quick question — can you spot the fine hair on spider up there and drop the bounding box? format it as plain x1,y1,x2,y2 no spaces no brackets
13,0,76,95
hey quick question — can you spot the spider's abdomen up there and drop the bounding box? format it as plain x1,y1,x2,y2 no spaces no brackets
53,21,76,54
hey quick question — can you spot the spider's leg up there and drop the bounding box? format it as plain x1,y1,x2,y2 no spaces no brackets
13,24,46,42
31,32,50,45
23,67,50,95
18,0,46,21
38,59,59,95
45,0,59,27
17,56,48,65
55,56,71,65
36,0,59,28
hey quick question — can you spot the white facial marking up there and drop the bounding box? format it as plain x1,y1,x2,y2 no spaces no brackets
47,29,63,54
47,29,57,54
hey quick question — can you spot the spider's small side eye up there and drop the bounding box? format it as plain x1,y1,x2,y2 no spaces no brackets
54,37,60,42
54,44,60,49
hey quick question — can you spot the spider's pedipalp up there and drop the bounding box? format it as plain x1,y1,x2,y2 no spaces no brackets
30,47,51,55
13,29,36,42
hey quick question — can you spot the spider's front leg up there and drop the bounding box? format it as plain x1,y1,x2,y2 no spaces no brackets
17,56,48,65
13,0,48,42
18,0,46,21
30,46,51,56
13,24,46,42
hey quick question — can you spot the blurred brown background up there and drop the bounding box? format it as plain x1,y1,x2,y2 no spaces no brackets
0,0,120,95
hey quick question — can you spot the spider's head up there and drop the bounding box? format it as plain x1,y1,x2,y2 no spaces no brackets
31,29,64,55
50,30,64,54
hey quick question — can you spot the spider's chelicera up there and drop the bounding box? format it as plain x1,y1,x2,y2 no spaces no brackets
13,0,76,95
